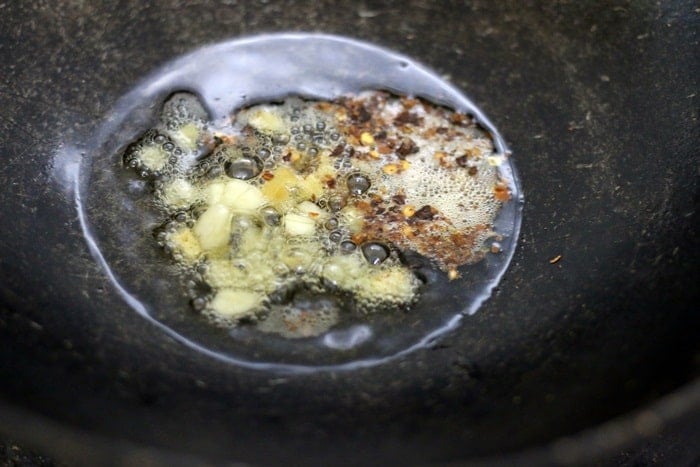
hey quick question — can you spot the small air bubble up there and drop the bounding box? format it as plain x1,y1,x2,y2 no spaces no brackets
347,173,371,195
274,134,290,144
329,231,342,242
324,218,338,230
340,241,356,253
328,195,346,211
225,155,263,180
261,206,281,226
361,242,390,265
191,297,207,311
206,166,223,179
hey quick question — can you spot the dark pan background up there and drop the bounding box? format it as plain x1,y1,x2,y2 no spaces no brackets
0,1,697,466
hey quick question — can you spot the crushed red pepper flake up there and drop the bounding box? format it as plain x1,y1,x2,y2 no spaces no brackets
329,91,506,272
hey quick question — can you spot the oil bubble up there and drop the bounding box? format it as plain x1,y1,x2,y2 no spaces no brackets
329,231,342,243
274,134,290,144
261,206,281,226
207,166,223,179
328,195,346,212
324,218,339,230
191,297,208,312
340,241,356,253
347,173,371,195
224,155,263,180
361,242,390,265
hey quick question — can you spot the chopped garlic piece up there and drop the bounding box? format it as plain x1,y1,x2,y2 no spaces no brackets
284,212,317,236
322,254,365,289
193,204,233,250
357,267,419,302
296,200,327,220
161,179,196,208
204,181,226,205
360,132,375,146
245,109,285,133
220,180,267,214
487,155,504,166
261,166,301,209
340,206,365,233
171,122,200,151
168,228,202,263
210,289,263,318
138,145,168,171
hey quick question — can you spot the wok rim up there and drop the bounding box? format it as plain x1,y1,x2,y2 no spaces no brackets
0,377,697,466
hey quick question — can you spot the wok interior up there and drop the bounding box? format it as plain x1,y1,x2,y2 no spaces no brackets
0,1,697,465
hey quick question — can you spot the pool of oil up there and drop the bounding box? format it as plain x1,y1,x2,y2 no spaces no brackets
78,33,522,372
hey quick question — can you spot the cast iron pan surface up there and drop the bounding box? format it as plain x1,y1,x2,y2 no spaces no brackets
0,1,697,465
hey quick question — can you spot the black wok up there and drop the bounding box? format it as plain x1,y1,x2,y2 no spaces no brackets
0,1,697,465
